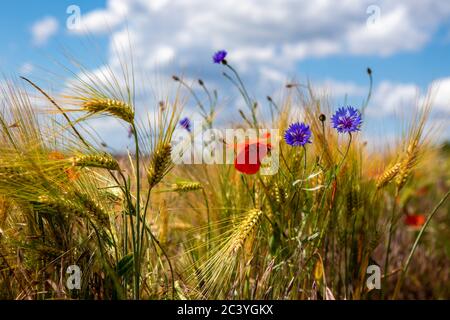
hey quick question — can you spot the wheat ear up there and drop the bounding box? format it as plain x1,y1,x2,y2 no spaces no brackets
172,181,202,192
72,154,120,171
82,98,134,124
376,162,401,189
395,138,420,191
147,144,172,189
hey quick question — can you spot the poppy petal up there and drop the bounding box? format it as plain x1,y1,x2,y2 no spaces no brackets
234,142,270,175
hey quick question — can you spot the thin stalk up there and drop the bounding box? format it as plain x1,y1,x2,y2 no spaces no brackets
223,72,249,107
382,190,399,299
361,68,373,114
139,188,152,258
201,188,211,254
144,223,176,299
20,76,91,149
199,81,214,110
336,133,352,171
132,123,141,300
225,64,252,108
392,190,449,299
177,78,208,117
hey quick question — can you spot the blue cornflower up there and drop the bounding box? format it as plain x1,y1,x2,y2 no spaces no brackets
284,122,312,147
179,117,191,132
213,50,227,64
331,106,362,133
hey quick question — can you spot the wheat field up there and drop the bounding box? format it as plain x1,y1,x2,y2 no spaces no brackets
0,52,448,300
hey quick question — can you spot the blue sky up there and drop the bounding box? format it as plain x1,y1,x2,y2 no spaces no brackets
1,0,449,147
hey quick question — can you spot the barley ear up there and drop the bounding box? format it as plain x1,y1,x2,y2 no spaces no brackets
72,154,120,171
147,144,173,189
172,181,202,192
395,139,420,191
230,209,263,254
376,162,401,189
82,98,135,124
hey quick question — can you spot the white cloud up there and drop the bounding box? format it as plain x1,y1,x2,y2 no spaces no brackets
370,81,420,115
429,78,450,112
31,16,59,46
282,39,341,61
70,0,129,34
316,79,367,97
19,62,34,75
65,0,450,86
60,0,450,146
78,2,450,52
368,79,450,116
346,6,429,56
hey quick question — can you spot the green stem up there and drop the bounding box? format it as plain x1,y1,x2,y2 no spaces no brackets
225,64,252,108
20,76,91,149
139,188,152,259
178,78,208,117
132,123,141,300
201,188,211,255
336,133,352,171
382,190,398,299
392,190,449,299
361,69,373,115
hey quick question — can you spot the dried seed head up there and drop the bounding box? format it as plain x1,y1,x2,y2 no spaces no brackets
72,154,120,171
147,144,172,189
82,98,134,123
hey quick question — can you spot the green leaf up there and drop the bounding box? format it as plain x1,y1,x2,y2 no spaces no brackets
116,253,134,277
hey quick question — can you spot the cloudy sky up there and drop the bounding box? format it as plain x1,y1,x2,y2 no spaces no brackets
1,0,449,148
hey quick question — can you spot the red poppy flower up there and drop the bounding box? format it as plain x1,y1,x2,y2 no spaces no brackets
404,214,426,228
233,133,271,175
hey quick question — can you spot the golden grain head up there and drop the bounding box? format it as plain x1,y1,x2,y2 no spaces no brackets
232,209,263,253
395,142,420,191
147,144,172,189
172,181,203,192
75,192,109,226
82,98,135,124
38,192,109,226
274,183,288,205
376,162,401,189
72,154,120,171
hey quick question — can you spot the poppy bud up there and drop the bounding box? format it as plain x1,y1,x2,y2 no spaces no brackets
319,114,326,122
